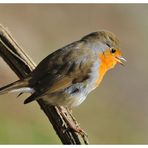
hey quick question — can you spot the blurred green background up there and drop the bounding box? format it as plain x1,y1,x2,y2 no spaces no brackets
0,4,148,144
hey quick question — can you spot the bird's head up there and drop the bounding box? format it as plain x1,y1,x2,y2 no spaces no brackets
81,30,126,86
81,30,126,70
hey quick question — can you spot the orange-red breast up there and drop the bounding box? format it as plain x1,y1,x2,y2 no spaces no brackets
0,30,126,108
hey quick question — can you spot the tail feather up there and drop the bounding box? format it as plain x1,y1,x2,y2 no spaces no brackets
0,79,29,95
24,93,38,104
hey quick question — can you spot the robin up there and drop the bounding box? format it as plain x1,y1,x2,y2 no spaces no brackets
0,30,126,108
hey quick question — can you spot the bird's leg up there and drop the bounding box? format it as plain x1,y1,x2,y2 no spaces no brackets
67,108,88,138
57,106,87,137
66,107,80,127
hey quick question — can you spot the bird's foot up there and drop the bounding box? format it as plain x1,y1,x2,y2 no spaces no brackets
71,125,88,138
57,106,88,137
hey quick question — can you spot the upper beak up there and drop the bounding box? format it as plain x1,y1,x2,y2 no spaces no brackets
115,56,127,66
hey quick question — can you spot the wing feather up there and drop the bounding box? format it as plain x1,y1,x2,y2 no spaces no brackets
24,40,97,104
47,76,72,93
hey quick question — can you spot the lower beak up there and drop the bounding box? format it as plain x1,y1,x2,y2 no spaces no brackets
115,56,127,66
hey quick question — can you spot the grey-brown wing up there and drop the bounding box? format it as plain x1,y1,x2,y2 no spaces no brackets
30,40,95,88
24,40,96,104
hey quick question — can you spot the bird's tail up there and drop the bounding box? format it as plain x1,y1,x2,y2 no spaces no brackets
0,79,33,95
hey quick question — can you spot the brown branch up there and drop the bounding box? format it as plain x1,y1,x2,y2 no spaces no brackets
0,25,89,144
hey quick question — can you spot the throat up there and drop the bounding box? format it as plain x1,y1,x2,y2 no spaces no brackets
95,62,107,87
95,53,112,87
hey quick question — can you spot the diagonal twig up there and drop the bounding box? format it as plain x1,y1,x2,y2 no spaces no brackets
0,25,89,144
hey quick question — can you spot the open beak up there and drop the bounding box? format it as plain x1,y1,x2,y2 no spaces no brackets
115,56,127,66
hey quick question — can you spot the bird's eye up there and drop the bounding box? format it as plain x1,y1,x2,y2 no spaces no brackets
111,48,116,53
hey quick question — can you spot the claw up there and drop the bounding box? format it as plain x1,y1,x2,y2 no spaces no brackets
71,126,88,138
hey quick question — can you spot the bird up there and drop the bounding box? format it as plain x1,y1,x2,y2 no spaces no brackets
0,30,126,108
